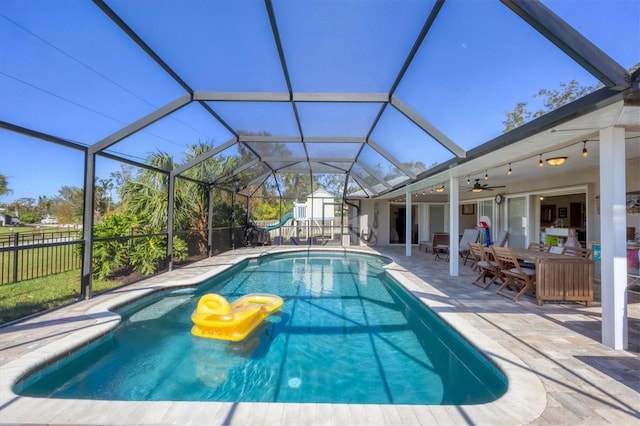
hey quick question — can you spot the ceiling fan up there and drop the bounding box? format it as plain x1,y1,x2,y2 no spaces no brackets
468,179,505,192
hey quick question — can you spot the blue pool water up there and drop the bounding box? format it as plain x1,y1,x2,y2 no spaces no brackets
19,251,507,404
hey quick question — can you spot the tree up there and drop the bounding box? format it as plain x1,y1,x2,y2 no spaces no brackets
6,197,36,223
502,102,529,132
116,143,238,261
119,151,182,231
56,186,84,224
502,79,597,132
181,142,222,231
96,178,114,218
0,173,10,197
37,196,54,218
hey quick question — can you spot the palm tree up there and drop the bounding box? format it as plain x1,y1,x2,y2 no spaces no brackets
0,173,10,197
38,196,53,217
120,152,190,231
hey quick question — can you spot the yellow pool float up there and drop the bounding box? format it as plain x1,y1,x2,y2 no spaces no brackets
191,293,283,341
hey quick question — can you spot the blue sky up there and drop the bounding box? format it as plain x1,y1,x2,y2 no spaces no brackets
1,0,638,204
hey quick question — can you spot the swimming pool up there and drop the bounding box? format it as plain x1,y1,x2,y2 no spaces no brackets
18,251,507,404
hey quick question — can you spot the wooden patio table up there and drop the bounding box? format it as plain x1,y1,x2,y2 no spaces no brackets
486,246,594,306
509,247,567,262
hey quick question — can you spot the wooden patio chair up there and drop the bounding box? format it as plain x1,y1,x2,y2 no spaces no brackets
563,246,591,259
528,242,550,252
491,246,537,302
468,242,503,289
521,242,550,268
434,243,450,261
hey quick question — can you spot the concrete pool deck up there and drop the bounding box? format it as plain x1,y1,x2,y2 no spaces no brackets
0,245,638,425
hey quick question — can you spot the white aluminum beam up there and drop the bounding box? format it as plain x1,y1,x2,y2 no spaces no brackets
195,91,389,104
367,139,416,180
349,174,378,196
449,176,460,276
244,171,272,190
292,93,388,103
262,156,307,163
307,157,354,163
405,189,412,256
356,161,393,189
599,126,628,350
390,95,466,158
239,136,302,143
229,158,261,178
193,92,290,102
239,136,367,143
264,160,301,172
304,137,367,143
316,162,350,172
212,158,261,186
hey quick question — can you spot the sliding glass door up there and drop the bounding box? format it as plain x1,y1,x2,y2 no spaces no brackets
507,196,528,248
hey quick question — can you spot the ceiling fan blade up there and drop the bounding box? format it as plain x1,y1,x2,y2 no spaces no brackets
465,179,505,192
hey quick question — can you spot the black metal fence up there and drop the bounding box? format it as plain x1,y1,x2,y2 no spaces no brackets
0,227,240,286
0,230,83,284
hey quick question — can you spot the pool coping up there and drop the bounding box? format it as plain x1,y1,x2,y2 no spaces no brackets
0,246,545,425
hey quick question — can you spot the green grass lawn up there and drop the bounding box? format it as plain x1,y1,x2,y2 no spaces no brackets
0,225,33,234
0,225,76,236
0,227,158,324
0,270,118,324
1,243,82,284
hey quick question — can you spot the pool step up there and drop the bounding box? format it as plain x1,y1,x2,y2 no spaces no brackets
128,295,192,322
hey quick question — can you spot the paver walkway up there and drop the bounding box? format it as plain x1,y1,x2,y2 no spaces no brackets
377,245,639,425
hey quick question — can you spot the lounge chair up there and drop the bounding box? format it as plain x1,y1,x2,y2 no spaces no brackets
494,230,509,247
290,237,300,245
459,228,481,264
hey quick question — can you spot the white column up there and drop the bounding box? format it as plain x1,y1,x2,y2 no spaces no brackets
406,189,412,256
450,176,460,276
599,126,627,350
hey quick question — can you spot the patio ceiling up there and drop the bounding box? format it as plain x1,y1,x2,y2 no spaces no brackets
1,0,638,200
